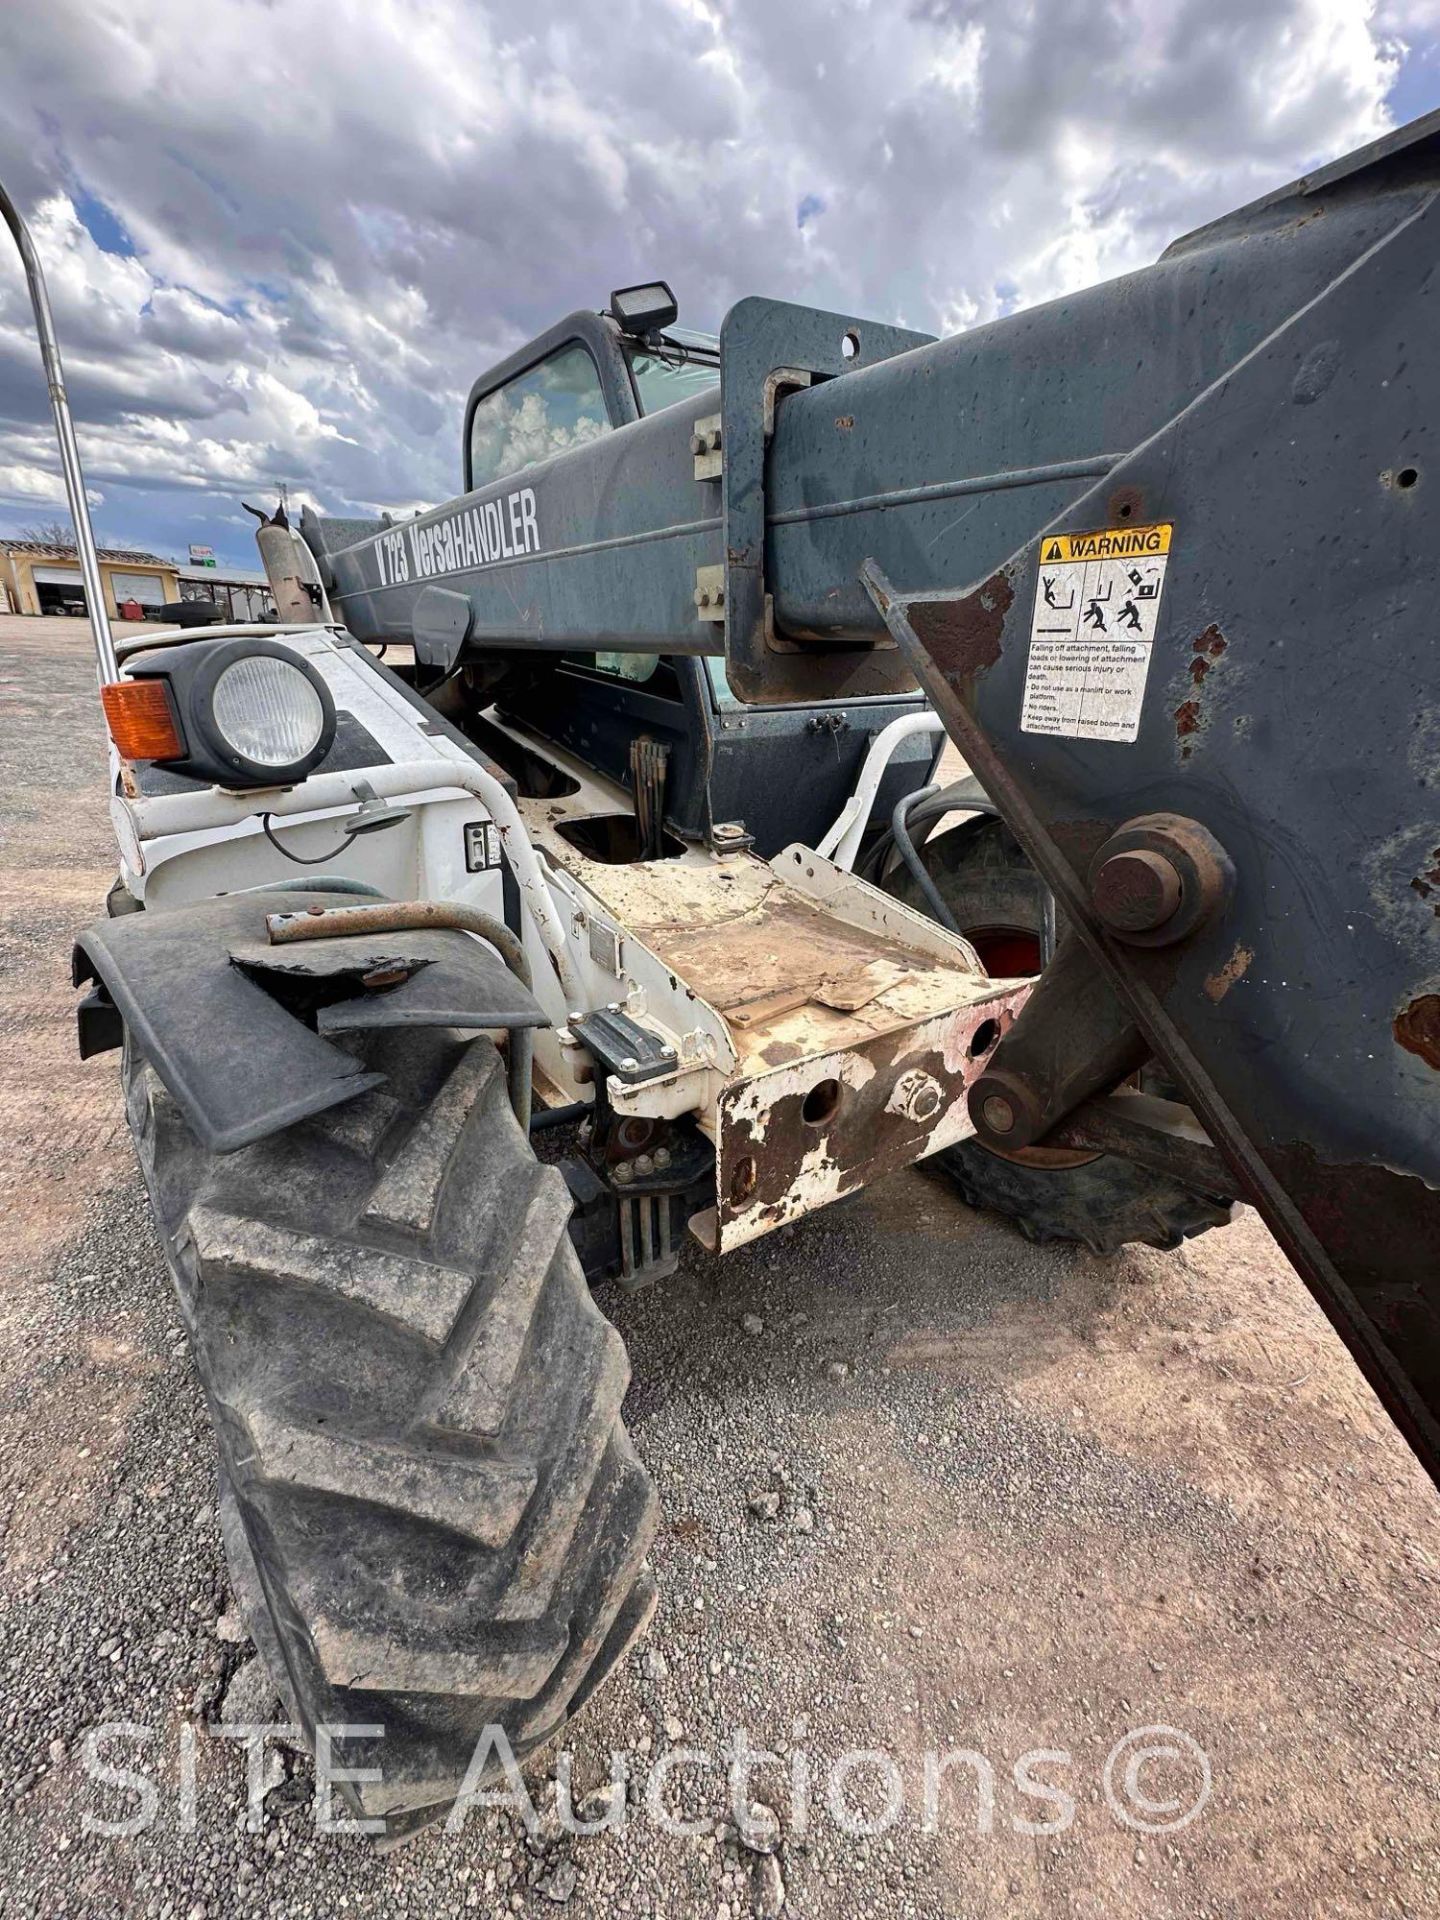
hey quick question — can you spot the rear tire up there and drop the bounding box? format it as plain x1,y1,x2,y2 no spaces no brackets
884,814,1233,1252
125,1026,657,1836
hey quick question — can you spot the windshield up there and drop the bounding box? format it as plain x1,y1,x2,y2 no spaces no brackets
627,328,720,416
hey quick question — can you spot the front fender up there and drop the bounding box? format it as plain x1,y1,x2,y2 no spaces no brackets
73,888,544,1153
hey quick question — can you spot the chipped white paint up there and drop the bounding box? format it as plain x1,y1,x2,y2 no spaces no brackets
714,985,1027,1252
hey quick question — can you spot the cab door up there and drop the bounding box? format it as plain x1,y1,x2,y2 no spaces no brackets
463,312,638,494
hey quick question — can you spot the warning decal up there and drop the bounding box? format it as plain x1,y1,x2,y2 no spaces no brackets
1022,522,1172,742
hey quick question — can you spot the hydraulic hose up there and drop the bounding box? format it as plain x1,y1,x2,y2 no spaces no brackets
889,785,962,935
530,1098,591,1133
860,776,998,885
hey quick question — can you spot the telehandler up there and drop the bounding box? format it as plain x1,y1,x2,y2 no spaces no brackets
2,107,1435,1841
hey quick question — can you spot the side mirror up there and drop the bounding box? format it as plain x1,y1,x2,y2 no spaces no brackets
609,281,678,339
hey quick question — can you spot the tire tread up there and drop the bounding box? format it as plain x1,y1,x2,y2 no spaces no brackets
126,1030,656,1835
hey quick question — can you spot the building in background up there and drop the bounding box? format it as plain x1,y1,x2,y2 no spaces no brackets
0,540,178,618
177,564,277,624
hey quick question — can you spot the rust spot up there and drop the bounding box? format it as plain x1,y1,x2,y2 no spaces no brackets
724,1035,945,1224
1107,483,1145,524
1395,994,1440,1070
1188,624,1228,685
907,568,1014,686
730,1155,758,1206
1176,626,1227,745
1410,848,1440,913
1204,943,1254,1002
760,1040,803,1066
835,415,854,430
360,964,412,990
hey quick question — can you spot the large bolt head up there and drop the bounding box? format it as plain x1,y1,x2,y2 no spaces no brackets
1092,847,1182,933
1087,813,1234,948
969,1069,1046,1149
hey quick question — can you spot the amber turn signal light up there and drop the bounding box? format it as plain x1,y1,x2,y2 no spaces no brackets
101,678,184,762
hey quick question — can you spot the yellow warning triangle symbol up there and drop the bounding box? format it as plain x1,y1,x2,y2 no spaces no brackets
1044,541,1063,562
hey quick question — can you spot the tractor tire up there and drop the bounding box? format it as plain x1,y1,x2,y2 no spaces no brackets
884,814,1233,1253
124,1025,657,1840
931,1138,1232,1255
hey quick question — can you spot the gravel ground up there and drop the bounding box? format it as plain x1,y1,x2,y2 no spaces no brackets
2,617,1438,1919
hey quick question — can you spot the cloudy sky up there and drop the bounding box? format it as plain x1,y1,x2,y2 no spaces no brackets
0,0,1436,568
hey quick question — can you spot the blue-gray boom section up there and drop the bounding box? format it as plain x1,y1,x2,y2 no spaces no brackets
872,116,1439,1483
320,114,1437,709
323,400,723,671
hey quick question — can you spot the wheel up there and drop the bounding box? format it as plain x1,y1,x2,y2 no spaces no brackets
124,1025,657,1839
931,1134,1232,1254
880,811,1050,979
884,813,1233,1252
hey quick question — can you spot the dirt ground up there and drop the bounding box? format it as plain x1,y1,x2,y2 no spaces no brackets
0,614,1436,1919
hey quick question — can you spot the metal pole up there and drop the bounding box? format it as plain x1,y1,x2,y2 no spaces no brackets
0,177,118,683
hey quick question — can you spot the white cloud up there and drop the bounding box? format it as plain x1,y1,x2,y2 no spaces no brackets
0,460,102,506
0,0,1424,563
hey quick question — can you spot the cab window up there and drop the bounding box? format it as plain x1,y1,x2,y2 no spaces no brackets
626,327,720,417
627,349,721,417
469,343,610,490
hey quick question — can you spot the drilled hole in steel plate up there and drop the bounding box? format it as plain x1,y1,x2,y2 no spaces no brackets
801,1077,843,1128
841,330,860,360
730,1156,758,1207
1396,465,1420,489
968,1018,1001,1059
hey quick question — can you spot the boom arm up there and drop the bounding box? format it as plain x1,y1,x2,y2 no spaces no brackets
310,110,1440,1480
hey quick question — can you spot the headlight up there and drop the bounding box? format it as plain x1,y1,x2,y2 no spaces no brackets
210,654,328,768
114,638,337,788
